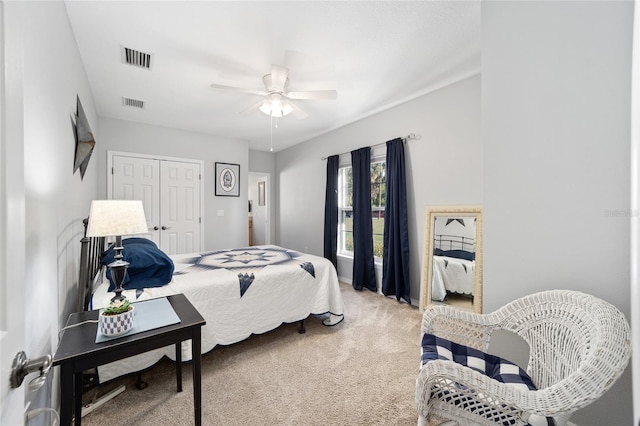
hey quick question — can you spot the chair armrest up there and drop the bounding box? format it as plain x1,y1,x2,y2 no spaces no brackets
422,305,498,351
416,360,566,421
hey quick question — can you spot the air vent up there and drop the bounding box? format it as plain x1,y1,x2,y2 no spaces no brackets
122,97,145,109
121,46,152,69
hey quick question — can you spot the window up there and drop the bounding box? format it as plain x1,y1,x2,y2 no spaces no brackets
338,160,386,258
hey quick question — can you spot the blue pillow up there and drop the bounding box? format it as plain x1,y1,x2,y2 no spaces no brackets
434,249,475,261
101,238,174,291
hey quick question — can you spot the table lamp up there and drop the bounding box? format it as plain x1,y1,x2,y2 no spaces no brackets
86,200,148,303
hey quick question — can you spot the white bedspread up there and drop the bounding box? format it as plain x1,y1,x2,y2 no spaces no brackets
431,255,475,302
92,245,344,382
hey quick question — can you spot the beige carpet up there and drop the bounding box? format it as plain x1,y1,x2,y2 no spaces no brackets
81,282,423,426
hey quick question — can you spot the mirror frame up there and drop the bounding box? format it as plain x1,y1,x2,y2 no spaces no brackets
420,205,483,313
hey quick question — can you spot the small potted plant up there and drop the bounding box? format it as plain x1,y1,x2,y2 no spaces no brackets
99,299,135,337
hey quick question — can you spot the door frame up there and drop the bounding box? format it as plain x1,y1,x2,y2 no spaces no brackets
107,150,205,251
248,172,271,245
631,1,640,423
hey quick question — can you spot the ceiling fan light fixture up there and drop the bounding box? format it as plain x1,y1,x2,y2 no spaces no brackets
259,95,293,118
259,100,272,116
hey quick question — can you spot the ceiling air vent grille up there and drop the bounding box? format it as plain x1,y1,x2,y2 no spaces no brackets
122,97,145,109
121,46,152,69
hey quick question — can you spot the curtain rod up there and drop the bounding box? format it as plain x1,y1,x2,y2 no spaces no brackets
320,133,421,160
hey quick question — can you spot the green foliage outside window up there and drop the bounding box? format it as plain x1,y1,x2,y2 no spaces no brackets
340,160,386,259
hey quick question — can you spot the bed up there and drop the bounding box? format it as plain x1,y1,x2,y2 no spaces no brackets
429,234,476,303
79,225,345,383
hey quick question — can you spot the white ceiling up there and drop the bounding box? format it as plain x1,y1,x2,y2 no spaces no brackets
64,1,480,152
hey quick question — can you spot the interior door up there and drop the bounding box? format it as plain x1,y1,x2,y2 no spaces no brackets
1,2,27,422
159,160,201,255
111,155,161,244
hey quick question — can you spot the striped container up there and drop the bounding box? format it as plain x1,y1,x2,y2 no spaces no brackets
99,306,135,337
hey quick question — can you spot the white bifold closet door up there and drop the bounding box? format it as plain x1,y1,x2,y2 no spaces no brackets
111,154,202,255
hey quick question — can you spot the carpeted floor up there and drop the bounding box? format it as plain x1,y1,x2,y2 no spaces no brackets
81,282,423,425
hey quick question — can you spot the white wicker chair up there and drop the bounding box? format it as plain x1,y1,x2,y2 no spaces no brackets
416,290,631,426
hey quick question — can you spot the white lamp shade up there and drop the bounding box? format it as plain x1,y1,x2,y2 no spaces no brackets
86,200,148,237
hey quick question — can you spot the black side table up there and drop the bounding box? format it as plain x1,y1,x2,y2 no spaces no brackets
53,293,206,426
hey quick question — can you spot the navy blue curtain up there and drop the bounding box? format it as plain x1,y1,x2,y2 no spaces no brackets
323,155,339,268
382,138,411,303
351,147,377,291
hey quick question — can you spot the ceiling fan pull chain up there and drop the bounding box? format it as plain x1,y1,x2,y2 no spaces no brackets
270,114,274,152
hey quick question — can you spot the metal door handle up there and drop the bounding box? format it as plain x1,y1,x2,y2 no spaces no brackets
161,226,171,230
10,351,52,390
151,226,159,231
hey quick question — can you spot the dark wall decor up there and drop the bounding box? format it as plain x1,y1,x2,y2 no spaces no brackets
73,95,96,180
215,162,240,197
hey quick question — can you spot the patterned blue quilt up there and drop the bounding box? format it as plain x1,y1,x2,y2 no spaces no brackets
173,246,316,297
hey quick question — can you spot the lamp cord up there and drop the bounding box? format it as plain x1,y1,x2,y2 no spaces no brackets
58,320,99,341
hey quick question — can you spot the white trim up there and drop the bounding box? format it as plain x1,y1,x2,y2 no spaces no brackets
248,171,271,245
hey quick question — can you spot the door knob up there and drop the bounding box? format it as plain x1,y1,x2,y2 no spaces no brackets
152,226,159,230
10,351,52,390
161,226,171,230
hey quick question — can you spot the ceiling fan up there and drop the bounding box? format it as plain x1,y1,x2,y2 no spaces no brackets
210,64,337,119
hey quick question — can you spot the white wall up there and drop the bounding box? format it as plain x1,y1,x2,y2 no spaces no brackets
12,0,99,418
482,1,633,425
276,75,482,304
249,149,275,174
632,2,640,423
97,117,249,250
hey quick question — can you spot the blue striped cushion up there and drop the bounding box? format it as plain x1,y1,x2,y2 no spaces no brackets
421,333,554,426
421,333,536,390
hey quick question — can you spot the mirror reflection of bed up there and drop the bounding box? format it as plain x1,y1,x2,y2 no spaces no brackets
420,206,482,314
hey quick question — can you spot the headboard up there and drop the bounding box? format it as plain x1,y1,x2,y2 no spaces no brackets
433,234,475,252
77,218,106,312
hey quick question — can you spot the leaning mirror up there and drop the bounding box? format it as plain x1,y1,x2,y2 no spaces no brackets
420,206,482,313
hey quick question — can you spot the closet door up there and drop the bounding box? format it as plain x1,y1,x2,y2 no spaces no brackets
160,160,201,254
110,153,202,255
112,155,161,245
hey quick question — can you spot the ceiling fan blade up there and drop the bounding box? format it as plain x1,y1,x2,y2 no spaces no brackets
289,102,308,120
210,83,266,96
239,100,265,115
269,65,289,92
286,90,338,100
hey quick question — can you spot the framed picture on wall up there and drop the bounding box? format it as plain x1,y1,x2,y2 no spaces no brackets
215,162,240,197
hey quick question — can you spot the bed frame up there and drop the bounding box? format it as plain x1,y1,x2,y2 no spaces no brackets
433,234,475,252
77,218,106,312
77,220,335,393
